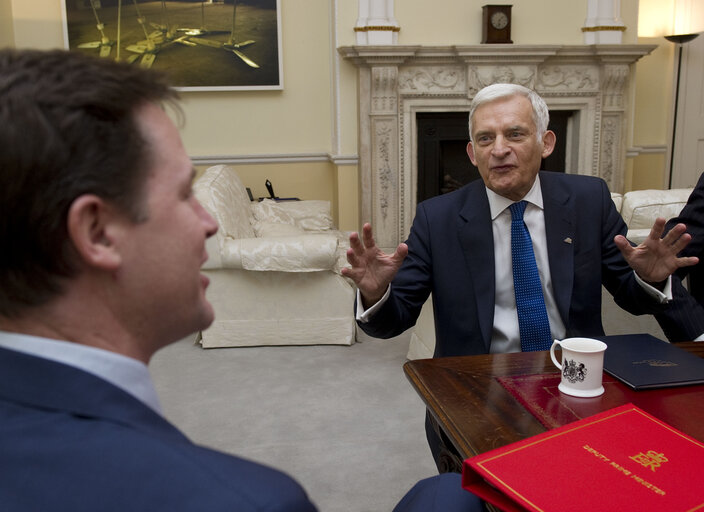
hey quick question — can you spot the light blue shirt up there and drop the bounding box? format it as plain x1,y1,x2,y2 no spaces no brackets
0,331,162,414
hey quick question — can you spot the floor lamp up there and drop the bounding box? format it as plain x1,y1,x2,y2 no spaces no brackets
664,32,699,188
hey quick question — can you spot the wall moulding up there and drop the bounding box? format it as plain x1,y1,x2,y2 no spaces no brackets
340,44,656,250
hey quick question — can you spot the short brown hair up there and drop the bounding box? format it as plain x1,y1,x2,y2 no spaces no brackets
0,49,179,317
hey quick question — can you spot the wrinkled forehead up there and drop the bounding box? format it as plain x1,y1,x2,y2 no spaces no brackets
470,95,536,134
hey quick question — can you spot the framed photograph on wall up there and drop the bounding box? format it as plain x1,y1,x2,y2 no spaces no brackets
61,0,283,91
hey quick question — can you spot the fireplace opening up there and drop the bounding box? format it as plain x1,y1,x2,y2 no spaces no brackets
417,110,576,203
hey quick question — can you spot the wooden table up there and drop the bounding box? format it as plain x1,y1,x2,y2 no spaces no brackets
404,342,704,469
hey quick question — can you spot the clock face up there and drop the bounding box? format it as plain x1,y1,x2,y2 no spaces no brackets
491,11,509,30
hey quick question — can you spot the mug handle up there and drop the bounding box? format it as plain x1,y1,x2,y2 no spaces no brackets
550,340,562,371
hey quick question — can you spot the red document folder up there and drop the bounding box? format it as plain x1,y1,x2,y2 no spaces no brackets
462,404,704,512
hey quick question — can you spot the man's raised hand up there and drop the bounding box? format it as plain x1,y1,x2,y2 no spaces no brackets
614,218,699,285
341,223,408,308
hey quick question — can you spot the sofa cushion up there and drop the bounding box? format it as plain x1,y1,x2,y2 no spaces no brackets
195,165,255,239
252,199,333,232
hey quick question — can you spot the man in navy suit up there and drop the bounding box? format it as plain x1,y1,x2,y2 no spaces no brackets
0,49,482,511
656,172,704,342
342,83,697,471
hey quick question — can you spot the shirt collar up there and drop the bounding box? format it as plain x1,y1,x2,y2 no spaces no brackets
0,331,162,414
486,175,544,220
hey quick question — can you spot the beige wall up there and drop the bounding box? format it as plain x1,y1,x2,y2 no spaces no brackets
181,2,333,157
630,38,675,190
393,0,591,45
0,0,14,47
4,0,675,229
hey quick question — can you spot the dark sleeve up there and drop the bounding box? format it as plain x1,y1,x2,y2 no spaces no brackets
656,173,704,341
356,203,433,339
655,275,704,342
668,172,704,271
393,473,485,512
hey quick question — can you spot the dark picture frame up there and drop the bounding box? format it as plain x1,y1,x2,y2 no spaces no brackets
62,0,283,91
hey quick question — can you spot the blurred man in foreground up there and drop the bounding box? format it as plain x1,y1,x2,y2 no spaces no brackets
0,49,481,511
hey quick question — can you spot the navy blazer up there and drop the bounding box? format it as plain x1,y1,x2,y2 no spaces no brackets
655,172,704,341
0,346,317,511
0,346,484,511
359,172,670,357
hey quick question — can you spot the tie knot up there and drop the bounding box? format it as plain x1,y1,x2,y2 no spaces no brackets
509,201,527,221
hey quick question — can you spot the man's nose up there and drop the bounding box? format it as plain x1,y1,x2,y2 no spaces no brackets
491,136,510,157
197,200,219,238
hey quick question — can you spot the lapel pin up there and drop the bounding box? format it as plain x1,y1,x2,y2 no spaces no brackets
563,237,573,244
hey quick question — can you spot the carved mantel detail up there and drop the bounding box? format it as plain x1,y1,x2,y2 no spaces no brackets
340,45,655,250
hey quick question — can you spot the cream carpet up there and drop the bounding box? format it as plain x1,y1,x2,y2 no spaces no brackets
150,330,439,512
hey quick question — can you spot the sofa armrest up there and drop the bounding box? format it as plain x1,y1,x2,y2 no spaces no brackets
620,189,692,229
202,234,222,270
220,234,339,271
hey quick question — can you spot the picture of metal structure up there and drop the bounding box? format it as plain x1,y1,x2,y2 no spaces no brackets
63,0,282,90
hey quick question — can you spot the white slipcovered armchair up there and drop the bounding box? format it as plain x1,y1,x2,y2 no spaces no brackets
194,165,355,348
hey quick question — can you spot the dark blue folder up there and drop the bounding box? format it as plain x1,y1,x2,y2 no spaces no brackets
599,334,704,390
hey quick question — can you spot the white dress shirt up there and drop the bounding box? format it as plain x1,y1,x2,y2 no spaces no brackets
358,176,673,351
487,178,564,353
0,331,162,414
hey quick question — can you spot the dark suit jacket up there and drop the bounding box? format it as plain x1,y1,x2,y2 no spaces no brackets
359,172,670,357
0,345,482,512
0,346,317,511
655,172,704,341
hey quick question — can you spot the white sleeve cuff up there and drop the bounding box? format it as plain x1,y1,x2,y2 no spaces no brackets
356,285,391,323
633,272,672,303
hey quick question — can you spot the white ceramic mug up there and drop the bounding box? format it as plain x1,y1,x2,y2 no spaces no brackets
550,338,607,397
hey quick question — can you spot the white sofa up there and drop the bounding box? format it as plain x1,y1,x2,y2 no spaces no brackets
194,165,356,348
407,187,695,359
617,188,693,244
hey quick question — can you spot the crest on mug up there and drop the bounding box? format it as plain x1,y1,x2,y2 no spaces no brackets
563,359,587,383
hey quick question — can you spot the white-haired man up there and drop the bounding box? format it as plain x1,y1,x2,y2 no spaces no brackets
342,83,697,471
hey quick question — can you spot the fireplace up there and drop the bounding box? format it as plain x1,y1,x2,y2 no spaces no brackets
416,110,575,203
340,44,656,250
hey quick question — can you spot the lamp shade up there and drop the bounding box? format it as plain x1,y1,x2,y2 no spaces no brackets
638,0,704,38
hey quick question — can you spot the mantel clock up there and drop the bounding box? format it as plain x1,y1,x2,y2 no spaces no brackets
482,5,512,44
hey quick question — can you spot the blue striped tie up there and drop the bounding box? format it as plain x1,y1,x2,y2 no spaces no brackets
510,201,552,352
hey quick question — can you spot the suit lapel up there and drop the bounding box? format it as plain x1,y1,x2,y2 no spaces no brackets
457,185,495,350
540,173,575,325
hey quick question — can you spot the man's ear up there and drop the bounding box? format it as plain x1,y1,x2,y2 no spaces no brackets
66,195,123,270
466,141,478,166
541,130,556,159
